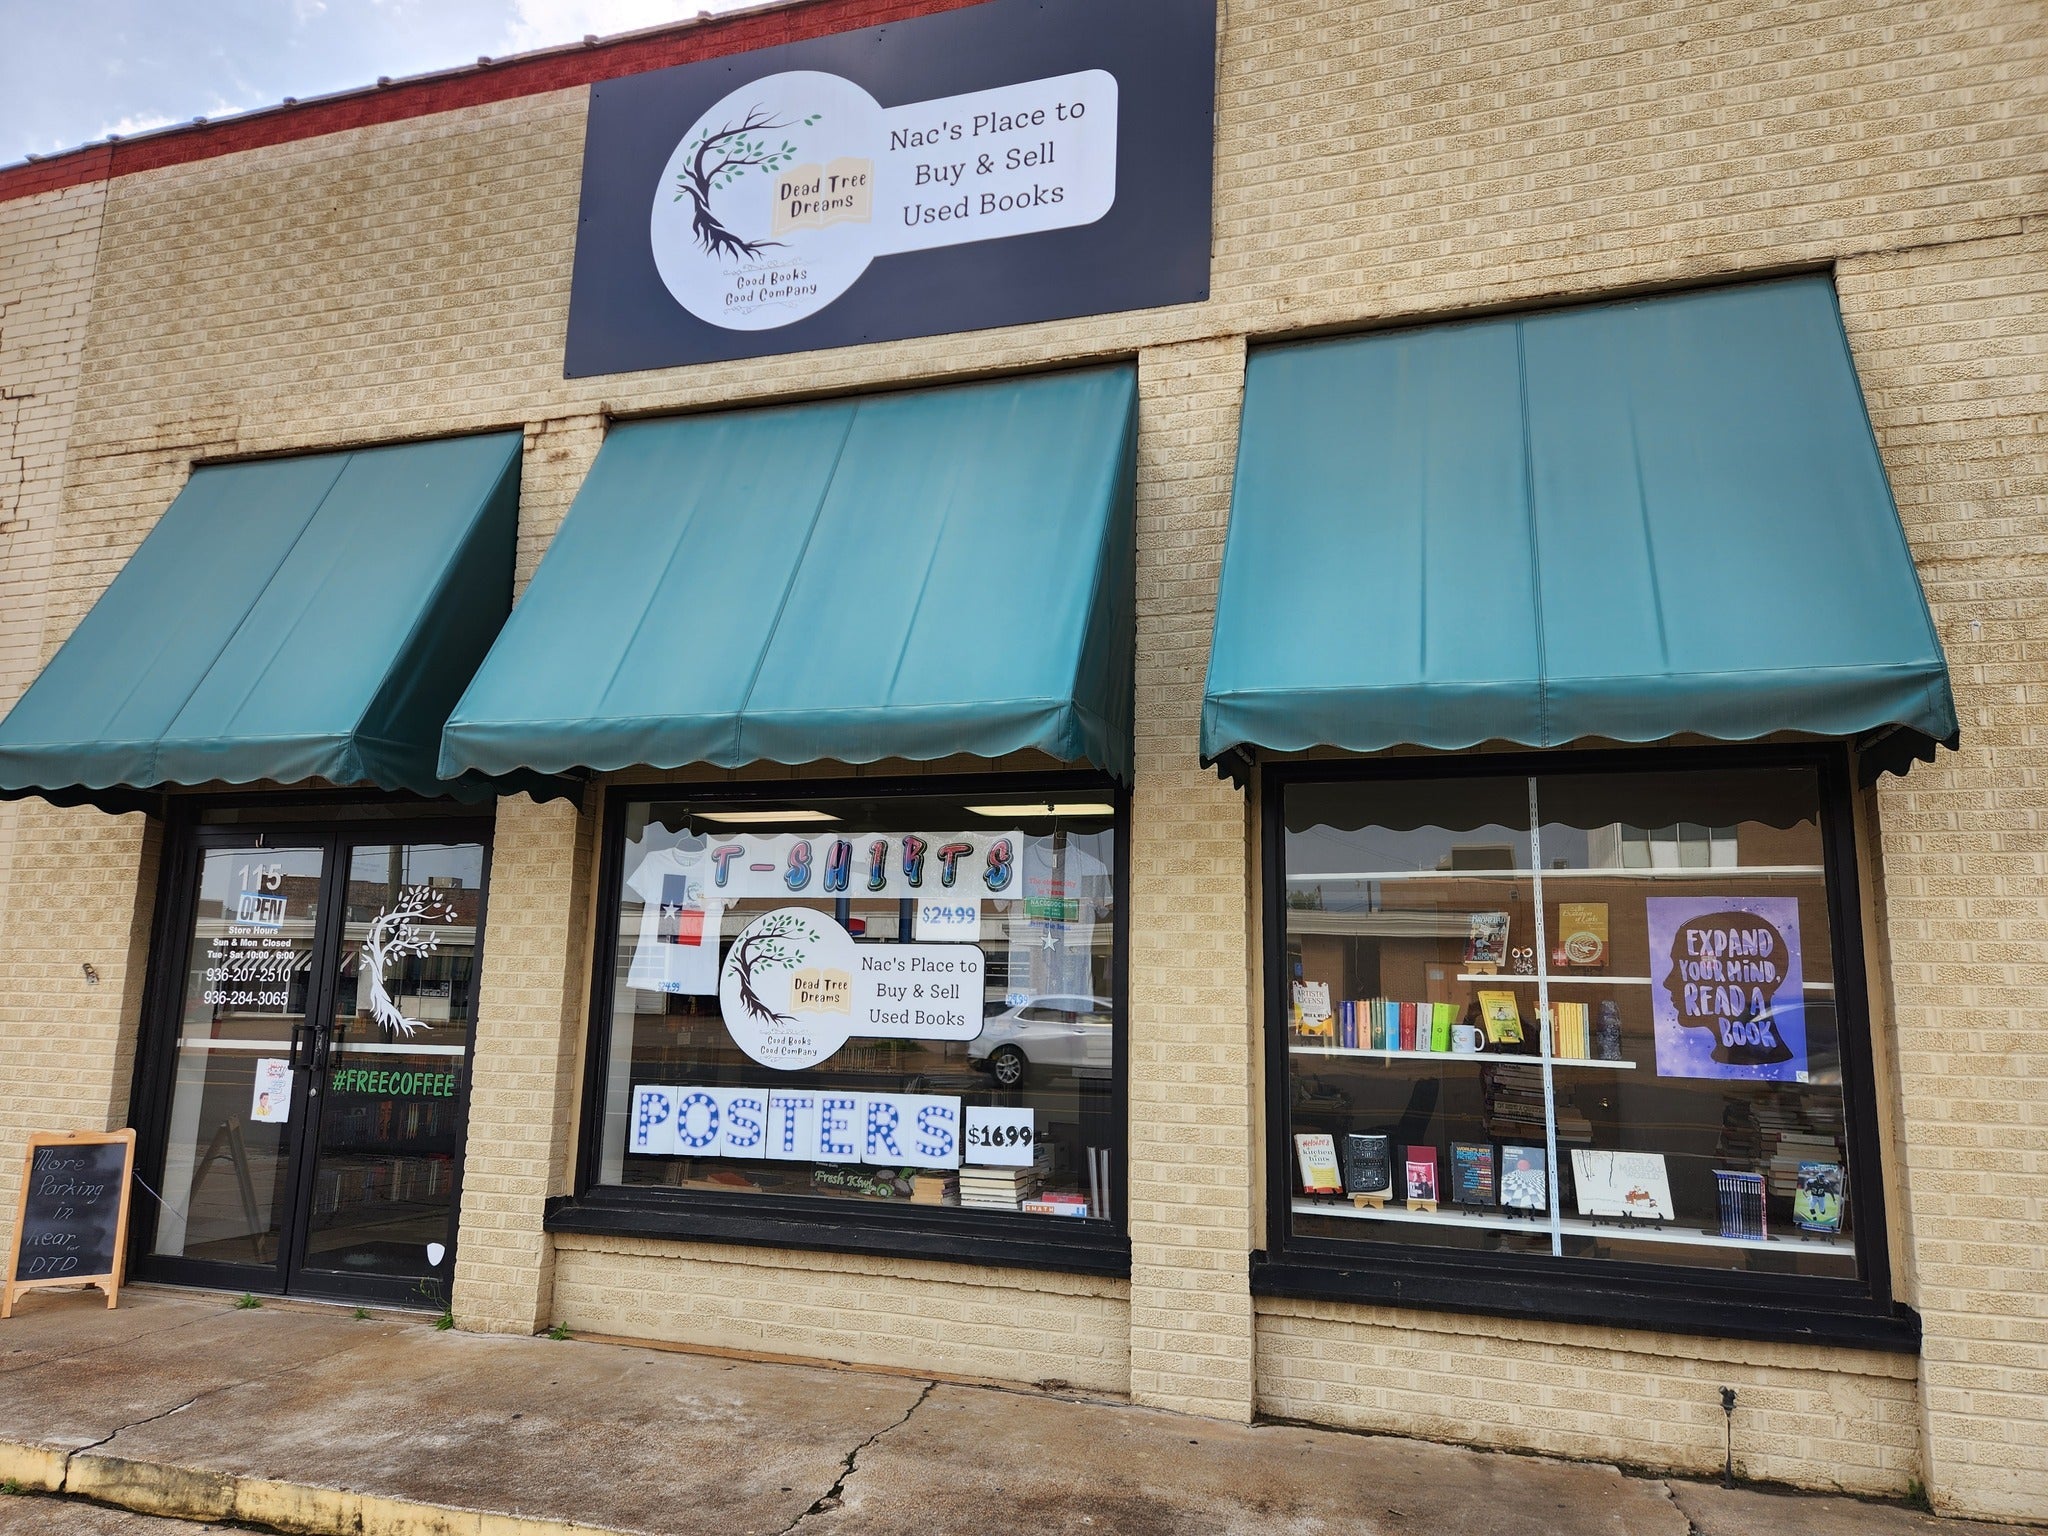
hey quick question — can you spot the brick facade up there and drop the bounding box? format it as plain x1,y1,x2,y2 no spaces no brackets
0,0,2040,1519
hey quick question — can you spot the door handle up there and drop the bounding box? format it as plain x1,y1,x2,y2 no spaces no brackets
287,1020,310,1071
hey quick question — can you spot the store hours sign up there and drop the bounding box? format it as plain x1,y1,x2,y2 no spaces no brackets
564,0,1214,375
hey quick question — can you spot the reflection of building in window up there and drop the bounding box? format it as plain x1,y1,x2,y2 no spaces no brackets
1592,823,1738,869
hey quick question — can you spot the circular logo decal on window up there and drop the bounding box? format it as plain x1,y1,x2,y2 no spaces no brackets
650,71,885,332
719,906,860,1069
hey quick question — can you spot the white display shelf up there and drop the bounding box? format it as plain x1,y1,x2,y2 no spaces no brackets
1290,1198,1853,1253
1289,1044,1637,1070
1287,865,1824,884
1455,973,1834,993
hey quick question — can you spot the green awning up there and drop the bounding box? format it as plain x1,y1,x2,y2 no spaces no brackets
441,367,1136,781
1202,277,1958,780
0,433,526,812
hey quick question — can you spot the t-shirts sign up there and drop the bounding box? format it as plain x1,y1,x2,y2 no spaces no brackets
564,0,1214,374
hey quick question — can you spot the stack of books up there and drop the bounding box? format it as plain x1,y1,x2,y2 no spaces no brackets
960,1166,1042,1210
1021,1192,1092,1217
1714,1169,1768,1239
1547,1001,1591,1058
1481,1063,1593,1143
910,1172,959,1206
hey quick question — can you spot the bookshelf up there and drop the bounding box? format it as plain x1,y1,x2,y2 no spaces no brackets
1286,865,1825,883
1289,1044,1637,1070
1455,972,1834,993
1290,1198,1853,1254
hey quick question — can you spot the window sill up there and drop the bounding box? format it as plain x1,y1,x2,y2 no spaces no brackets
1250,1249,1920,1353
545,1186,1132,1278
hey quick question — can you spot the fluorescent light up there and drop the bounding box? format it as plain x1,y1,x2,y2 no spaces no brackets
963,802,1116,818
696,809,840,825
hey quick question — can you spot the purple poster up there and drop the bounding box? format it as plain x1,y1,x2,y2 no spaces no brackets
1646,896,1807,1082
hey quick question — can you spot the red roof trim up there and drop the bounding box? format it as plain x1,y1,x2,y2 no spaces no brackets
0,0,985,207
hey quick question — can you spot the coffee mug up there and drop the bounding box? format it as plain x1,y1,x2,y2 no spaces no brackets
1452,1024,1484,1054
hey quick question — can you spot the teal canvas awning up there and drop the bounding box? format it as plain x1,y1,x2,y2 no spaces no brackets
441,366,1136,781
1202,277,1958,780
0,433,527,812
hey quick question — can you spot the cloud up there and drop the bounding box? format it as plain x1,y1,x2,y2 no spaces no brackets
501,0,755,53
100,110,177,138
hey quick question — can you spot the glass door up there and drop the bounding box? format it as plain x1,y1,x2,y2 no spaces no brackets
148,838,333,1289
287,839,484,1307
138,823,489,1307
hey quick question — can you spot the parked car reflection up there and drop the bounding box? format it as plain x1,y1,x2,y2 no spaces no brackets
969,995,1114,1086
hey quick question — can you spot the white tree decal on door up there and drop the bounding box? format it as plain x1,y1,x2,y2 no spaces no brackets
359,884,457,1038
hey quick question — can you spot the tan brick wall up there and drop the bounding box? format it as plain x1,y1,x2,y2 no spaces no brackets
0,0,2040,1516
0,182,106,1028
1839,225,2048,1524
0,802,160,1254
552,1234,1130,1393
453,790,597,1333
1128,336,1255,1418
1256,1300,1921,1494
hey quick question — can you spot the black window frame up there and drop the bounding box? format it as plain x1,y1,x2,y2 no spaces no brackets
1252,742,1919,1352
546,769,1133,1278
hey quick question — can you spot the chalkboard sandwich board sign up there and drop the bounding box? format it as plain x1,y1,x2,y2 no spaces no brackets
3,1129,136,1317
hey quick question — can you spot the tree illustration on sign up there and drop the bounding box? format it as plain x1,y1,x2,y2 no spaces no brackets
359,885,458,1039
674,107,820,260
727,912,820,1026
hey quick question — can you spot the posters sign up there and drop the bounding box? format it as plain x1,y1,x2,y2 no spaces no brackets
1647,896,1807,1081
565,0,1214,374
632,1084,963,1167
719,907,982,1069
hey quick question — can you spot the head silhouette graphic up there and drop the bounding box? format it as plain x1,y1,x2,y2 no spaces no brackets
1663,910,1794,1067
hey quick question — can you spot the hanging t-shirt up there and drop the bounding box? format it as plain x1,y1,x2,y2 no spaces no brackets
625,843,728,996
1006,835,1111,1001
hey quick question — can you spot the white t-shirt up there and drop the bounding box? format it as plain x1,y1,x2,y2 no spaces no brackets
625,843,727,996
1006,835,1110,1000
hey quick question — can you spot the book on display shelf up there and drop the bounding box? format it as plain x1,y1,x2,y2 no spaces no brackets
1499,1145,1548,1212
1294,1133,1342,1194
1792,1161,1845,1233
1452,1142,1496,1206
1476,990,1524,1046
1555,902,1608,968
1466,911,1510,968
1403,1146,1439,1205
1340,1133,1392,1198
1570,1149,1674,1223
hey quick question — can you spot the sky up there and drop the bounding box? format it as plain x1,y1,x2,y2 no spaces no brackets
0,0,763,165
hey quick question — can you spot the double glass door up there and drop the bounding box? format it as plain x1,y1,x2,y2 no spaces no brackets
138,827,488,1307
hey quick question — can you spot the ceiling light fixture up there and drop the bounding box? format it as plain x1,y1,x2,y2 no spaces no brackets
963,802,1115,818
695,809,841,825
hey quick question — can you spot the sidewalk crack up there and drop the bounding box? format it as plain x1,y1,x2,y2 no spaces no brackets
64,1395,200,1466
778,1380,934,1535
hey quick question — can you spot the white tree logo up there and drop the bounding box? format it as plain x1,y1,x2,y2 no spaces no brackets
358,885,457,1038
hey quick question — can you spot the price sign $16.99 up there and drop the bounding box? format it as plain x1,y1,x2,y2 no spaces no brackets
961,1106,1034,1166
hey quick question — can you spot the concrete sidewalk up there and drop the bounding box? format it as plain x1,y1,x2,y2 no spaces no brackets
0,1289,2019,1536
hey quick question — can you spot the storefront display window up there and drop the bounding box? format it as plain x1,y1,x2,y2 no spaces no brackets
1267,751,1894,1330
579,784,1124,1251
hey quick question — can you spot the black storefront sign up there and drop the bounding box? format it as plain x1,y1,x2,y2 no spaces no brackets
564,0,1215,377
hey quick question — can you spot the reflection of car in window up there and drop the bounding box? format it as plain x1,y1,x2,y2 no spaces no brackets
969,995,1114,1087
